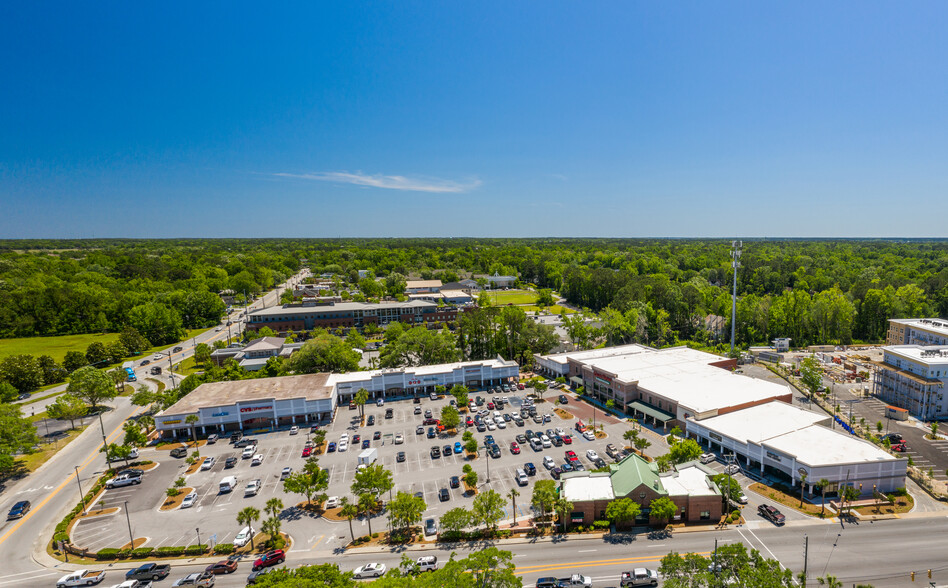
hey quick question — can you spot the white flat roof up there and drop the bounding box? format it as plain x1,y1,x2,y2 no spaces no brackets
689,401,829,444
328,358,518,385
562,474,614,502
661,465,719,497
586,347,788,414
538,344,651,367
765,426,898,467
890,318,948,337
884,345,948,366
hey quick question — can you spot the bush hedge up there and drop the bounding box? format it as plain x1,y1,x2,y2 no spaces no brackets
157,546,184,556
213,543,235,555
185,545,208,556
96,548,120,560
131,547,154,558
592,520,610,530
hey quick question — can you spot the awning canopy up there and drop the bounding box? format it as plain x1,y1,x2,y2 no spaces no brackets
569,376,584,387
628,401,674,422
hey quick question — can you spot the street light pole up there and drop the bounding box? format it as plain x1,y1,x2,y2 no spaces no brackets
123,501,134,548
98,411,112,472
195,527,202,551
75,466,86,515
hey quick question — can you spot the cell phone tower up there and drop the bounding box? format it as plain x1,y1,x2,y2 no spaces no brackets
730,240,742,358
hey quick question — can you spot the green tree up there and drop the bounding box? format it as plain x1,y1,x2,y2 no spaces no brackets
288,333,361,374
463,464,478,488
384,272,407,298
351,463,394,501
84,342,109,366
531,479,557,521
553,496,573,531
283,460,329,505
536,288,555,307
533,380,548,401
358,492,376,536
464,438,479,455
0,381,17,403
439,405,460,431
263,498,284,542
185,414,200,446
634,436,651,456
103,443,133,465
450,384,470,408
667,438,703,464
354,388,369,419
605,497,641,531
123,421,147,447
462,546,521,588
193,343,212,366
0,354,44,393
339,497,359,542
649,496,678,526
37,355,66,385
236,506,260,550
128,301,186,346
439,507,472,538
118,326,151,354
63,351,88,373
799,357,823,398
379,325,460,368
67,366,118,411
711,474,743,503
817,478,830,517
506,488,520,526
388,490,427,536
472,489,505,534
345,329,366,350
46,393,88,429
0,404,40,475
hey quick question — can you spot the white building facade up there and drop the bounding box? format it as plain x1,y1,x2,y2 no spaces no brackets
873,345,948,420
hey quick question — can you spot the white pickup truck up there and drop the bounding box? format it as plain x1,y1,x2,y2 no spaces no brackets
56,569,107,587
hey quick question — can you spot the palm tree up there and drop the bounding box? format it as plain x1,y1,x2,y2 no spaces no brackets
358,493,376,536
553,497,573,532
817,478,830,517
507,488,520,526
185,414,200,446
236,506,260,550
355,388,369,419
265,497,284,519
799,471,808,507
138,414,155,434
340,497,359,542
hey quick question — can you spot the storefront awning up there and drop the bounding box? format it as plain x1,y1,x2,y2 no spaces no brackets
628,401,674,422
569,376,584,387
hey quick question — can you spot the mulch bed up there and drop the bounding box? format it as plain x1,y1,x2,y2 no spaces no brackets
159,487,194,511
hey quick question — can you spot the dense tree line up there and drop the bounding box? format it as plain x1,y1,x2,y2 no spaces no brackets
1,239,947,348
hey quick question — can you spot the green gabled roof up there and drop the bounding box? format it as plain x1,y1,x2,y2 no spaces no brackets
609,453,667,498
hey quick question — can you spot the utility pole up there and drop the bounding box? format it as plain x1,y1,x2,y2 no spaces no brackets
168,355,176,389
98,411,112,472
802,533,808,585
75,466,86,515
124,501,134,548
730,240,742,358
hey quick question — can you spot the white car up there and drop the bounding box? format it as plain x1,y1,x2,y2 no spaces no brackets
233,525,254,547
214,327,222,332
394,434,404,444
180,491,198,508
724,464,740,475
289,426,299,435
586,450,600,462
353,563,387,578
497,420,507,429
583,430,596,441
242,446,256,459
245,479,261,496
251,454,263,465
555,427,566,437
487,422,497,431
738,493,749,504
339,433,349,442
324,496,340,509
699,453,716,464
541,434,552,448
338,440,349,452
153,354,163,361
543,456,556,470
281,466,292,479
200,457,215,470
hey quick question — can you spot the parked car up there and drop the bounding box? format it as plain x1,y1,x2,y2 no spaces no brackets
289,426,299,435
700,453,716,464
327,442,337,452
170,446,188,458
325,496,340,509
510,441,521,454
181,491,198,508
280,466,293,479
251,454,263,465
301,446,312,457
233,525,254,547
559,394,568,403
201,457,216,470
524,462,537,476
620,568,659,586
450,475,460,488
439,488,450,502
245,479,262,496
758,504,786,525
171,571,215,587
543,456,556,470
424,518,438,536
206,434,218,444
245,569,272,585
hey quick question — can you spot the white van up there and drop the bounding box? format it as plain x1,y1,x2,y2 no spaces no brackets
219,476,237,493
515,468,528,486
233,525,253,547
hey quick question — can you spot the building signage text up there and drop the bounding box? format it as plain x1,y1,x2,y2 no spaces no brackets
163,419,181,425
240,406,272,413
211,411,229,417
407,379,421,386
766,451,783,462
709,432,723,442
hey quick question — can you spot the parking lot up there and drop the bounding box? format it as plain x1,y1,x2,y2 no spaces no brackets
70,388,635,553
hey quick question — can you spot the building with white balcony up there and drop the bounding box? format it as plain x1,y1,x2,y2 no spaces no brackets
872,345,948,420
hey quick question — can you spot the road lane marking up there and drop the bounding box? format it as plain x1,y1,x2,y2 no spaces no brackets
513,552,711,572
578,549,597,553
0,405,140,547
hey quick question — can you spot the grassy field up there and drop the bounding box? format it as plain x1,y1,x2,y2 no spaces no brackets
521,304,577,314
17,426,87,473
0,327,212,364
175,356,205,376
487,290,538,305
0,333,121,363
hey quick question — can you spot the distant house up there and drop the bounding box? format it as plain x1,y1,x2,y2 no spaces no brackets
441,280,479,294
487,272,517,289
209,337,303,372
405,280,443,294
219,289,238,306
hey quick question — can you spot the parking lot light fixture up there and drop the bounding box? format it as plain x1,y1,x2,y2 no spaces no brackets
196,527,202,550
75,466,85,515
123,501,134,548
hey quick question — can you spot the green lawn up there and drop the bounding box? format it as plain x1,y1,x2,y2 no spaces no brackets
487,290,538,305
175,356,206,376
521,304,577,314
0,333,121,363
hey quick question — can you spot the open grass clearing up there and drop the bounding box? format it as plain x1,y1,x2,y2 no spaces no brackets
17,426,87,473
0,326,212,365
486,289,538,305
522,304,577,314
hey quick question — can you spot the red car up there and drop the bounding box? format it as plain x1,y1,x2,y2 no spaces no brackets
205,559,238,574
465,418,474,427
301,446,312,457
565,450,578,462
517,383,525,390
891,443,907,452
562,435,573,445
253,549,285,571
487,402,494,410
510,442,521,455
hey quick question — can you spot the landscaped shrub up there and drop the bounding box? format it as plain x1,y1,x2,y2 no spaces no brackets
54,532,69,543
157,546,185,556
731,510,740,519
95,548,120,560
117,548,132,559
131,547,154,558
371,532,379,539
593,520,610,530
213,543,235,554
185,545,208,555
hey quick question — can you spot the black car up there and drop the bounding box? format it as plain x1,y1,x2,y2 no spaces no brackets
246,568,273,585
173,346,183,353
170,447,188,458
450,475,460,488
439,488,450,502
7,500,30,520
117,468,144,479
230,431,243,443
559,394,568,404
385,408,394,419
487,445,501,459
373,431,381,440
443,444,452,456
550,467,562,479
367,415,375,425
524,462,537,476
431,446,441,458
397,451,406,462
551,435,563,447
427,427,436,439
516,434,527,444
225,457,238,468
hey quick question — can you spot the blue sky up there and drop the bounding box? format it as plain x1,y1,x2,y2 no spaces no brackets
1,2,946,238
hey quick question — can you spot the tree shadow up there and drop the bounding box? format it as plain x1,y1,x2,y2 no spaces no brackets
603,533,638,545
646,529,673,540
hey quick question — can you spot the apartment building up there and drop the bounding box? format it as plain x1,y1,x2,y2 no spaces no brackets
873,344,948,420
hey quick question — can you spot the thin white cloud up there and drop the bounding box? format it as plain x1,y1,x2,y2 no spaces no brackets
274,171,481,193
